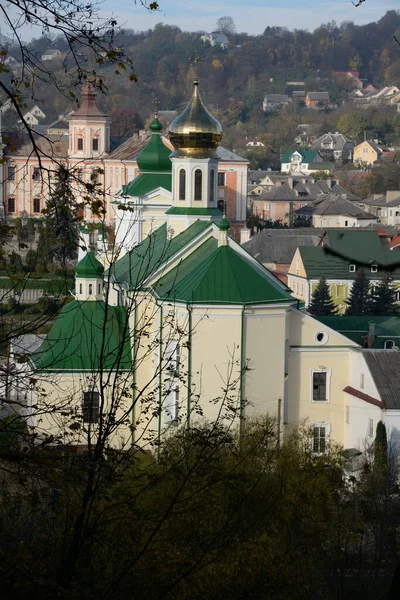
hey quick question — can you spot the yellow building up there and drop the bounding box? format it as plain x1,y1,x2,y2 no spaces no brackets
353,139,388,166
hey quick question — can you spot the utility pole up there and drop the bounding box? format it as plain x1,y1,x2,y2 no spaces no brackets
277,397,282,447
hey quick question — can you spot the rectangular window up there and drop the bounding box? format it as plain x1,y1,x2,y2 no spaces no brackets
165,339,180,375
346,406,350,424
313,372,327,401
32,167,40,182
164,383,179,424
82,391,100,423
8,166,15,181
369,418,374,437
77,138,83,151
312,425,327,454
349,264,356,272
92,138,99,151
360,373,364,389
217,172,225,186
7,197,15,213
395,291,400,302
33,198,40,213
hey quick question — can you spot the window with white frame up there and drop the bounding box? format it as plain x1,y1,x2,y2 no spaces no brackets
385,340,395,349
164,382,179,424
349,264,356,272
368,418,374,437
165,339,180,375
82,391,100,423
312,370,330,402
312,423,329,454
395,291,400,302
371,265,378,273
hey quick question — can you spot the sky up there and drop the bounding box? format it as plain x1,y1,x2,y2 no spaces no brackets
109,0,399,35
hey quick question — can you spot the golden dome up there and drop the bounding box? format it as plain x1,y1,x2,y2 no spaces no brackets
168,80,223,158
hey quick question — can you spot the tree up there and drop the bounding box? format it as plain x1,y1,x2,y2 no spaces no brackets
374,421,388,480
40,167,79,267
215,16,236,36
110,107,143,137
308,275,337,316
345,269,373,315
337,113,367,140
370,273,399,316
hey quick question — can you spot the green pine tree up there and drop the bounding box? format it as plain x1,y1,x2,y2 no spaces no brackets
345,269,373,316
370,273,399,316
374,420,388,481
308,275,337,316
41,167,79,268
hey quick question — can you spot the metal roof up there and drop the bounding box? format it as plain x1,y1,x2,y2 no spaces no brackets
362,350,400,409
244,229,322,265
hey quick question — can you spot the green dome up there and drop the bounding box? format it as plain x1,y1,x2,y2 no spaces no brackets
76,252,104,279
219,216,230,231
137,119,172,173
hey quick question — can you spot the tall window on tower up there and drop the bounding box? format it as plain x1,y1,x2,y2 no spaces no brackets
194,169,202,201
77,138,83,151
209,169,215,202
92,138,99,152
179,168,186,200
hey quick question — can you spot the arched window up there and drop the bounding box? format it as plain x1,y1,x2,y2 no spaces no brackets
217,199,225,213
179,169,186,200
209,169,215,202
385,340,395,349
79,284,82,294
89,284,93,295
194,169,202,201
98,283,101,294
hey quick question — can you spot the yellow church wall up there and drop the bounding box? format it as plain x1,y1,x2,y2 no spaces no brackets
288,349,351,447
143,193,171,205
35,373,133,448
288,309,356,347
244,307,289,419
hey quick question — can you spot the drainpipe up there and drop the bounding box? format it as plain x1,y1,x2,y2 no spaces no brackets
157,302,164,457
131,300,137,446
240,306,246,439
186,303,192,429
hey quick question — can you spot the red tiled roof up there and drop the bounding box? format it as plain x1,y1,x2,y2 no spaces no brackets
343,386,384,409
390,235,400,249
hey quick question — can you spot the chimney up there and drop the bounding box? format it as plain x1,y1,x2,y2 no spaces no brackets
367,322,376,348
288,177,294,189
326,177,332,189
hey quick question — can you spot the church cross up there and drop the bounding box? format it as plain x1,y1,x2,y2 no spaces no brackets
152,97,160,117
189,51,204,81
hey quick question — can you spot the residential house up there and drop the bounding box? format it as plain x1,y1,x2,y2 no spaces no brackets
245,138,265,148
312,132,354,163
200,32,230,48
353,139,391,166
353,86,400,109
357,191,400,226
305,92,330,108
291,91,306,102
262,94,289,113
295,124,321,146
41,48,62,61
281,148,333,175
310,194,377,228
287,229,400,313
21,105,47,127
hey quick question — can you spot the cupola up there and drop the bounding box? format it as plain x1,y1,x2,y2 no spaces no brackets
75,252,104,301
136,117,172,173
168,79,223,158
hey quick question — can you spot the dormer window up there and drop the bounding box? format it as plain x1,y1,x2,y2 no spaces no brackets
349,264,356,272
371,265,378,273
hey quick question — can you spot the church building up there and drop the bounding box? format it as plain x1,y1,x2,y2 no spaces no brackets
21,79,388,455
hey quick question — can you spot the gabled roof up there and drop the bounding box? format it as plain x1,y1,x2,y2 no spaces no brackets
312,132,354,151
110,221,212,289
264,94,289,103
362,350,400,409
256,183,298,201
244,229,322,265
307,92,330,101
31,301,131,372
152,238,293,305
313,194,376,219
121,173,172,197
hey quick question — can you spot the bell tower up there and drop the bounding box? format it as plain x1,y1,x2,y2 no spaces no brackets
168,62,223,215
68,84,110,159
75,252,104,301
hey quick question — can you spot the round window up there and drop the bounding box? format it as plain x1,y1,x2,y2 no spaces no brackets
315,331,328,345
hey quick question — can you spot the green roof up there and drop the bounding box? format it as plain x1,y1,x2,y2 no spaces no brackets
309,162,333,170
323,230,391,265
121,173,172,198
165,207,222,216
31,301,131,372
136,126,172,173
299,245,400,280
76,252,104,279
219,216,230,231
153,238,294,305
110,220,213,289
282,149,318,163
316,315,400,349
